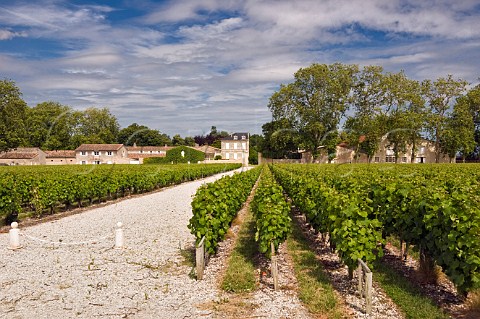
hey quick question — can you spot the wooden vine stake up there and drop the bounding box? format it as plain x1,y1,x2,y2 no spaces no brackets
271,242,279,291
357,259,373,315
196,236,206,280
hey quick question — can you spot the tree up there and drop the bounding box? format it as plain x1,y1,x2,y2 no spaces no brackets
117,123,171,146
27,101,75,150
194,126,229,147
457,85,480,159
268,63,358,161
344,66,387,162
261,119,299,159
382,72,426,163
441,96,476,162
248,134,264,164
423,75,468,162
184,136,195,146
440,87,478,162
0,79,28,152
77,107,120,145
172,134,185,146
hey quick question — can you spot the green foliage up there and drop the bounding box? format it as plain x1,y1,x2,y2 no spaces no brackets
271,163,480,293
251,166,291,256
117,123,172,146
268,63,358,159
188,166,261,254
0,164,239,222
144,146,205,164
0,79,28,152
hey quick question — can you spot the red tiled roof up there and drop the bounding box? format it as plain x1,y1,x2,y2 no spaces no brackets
44,150,76,158
75,144,124,152
0,148,41,159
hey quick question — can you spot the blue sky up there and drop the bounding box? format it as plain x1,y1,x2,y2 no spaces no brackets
1,0,479,137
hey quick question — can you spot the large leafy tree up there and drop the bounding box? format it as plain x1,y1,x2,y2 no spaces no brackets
268,63,358,161
77,107,120,145
441,100,475,162
27,101,76,150
0,79,28,152
117,123,171,146
345,65,387,162
260,119,299,159
423,75,468,162
383,72,426,162
457,84,480,159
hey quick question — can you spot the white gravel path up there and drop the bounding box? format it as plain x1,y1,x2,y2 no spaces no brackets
0,169,242,319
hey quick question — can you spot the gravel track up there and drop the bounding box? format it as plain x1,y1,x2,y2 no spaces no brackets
0,169,243,319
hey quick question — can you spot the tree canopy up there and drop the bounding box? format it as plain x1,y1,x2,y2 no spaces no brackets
265,63,477,162
0,79,28,152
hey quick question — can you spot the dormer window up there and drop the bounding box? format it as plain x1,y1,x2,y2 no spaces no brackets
241,135,246,140
233,136,238,140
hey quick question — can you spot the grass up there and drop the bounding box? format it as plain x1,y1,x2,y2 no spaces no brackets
373,260,449,319
221,210,257,293
286,218,346,319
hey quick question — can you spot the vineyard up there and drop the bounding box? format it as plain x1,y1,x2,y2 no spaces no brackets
270,163,480,294
0,163,240,223
188,163,480,317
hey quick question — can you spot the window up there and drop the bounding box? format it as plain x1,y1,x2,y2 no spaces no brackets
374,157,380,163
402,157,407,163
234,143,238,150
107,151,113,156
242,135,246,140
94,160,101,165
225,143,230,149
234,153,238,160
242,142,246,150
226,153,230,159
94,151,100,156
385,156,395,163
81,161,87,165
233,136,238,140
80,151,87,156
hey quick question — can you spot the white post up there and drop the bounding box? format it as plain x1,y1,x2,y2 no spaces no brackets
271,242,279,291
8,222,22,250
196,237,205,280
115,222,124,249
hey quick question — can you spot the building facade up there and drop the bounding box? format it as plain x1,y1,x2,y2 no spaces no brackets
304,138,455,164
75,144,130,165
45,150,76,165
0,148,46,165
220,133,249,165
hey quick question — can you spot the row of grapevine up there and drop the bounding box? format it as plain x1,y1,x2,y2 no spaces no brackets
270,164,384,276
0,163,240,221
251,165,291,256
188,166,261,254
271,164,480,293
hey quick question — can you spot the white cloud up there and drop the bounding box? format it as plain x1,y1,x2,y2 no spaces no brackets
1,0,479,136
0,29,27,40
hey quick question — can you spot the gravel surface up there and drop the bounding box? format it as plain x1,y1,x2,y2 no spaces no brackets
0,169,239,319
0,168,310,319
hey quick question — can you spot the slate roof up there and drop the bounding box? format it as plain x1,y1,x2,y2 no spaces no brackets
220,133,249,141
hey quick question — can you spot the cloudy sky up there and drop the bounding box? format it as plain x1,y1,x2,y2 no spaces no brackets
1,0,479,137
